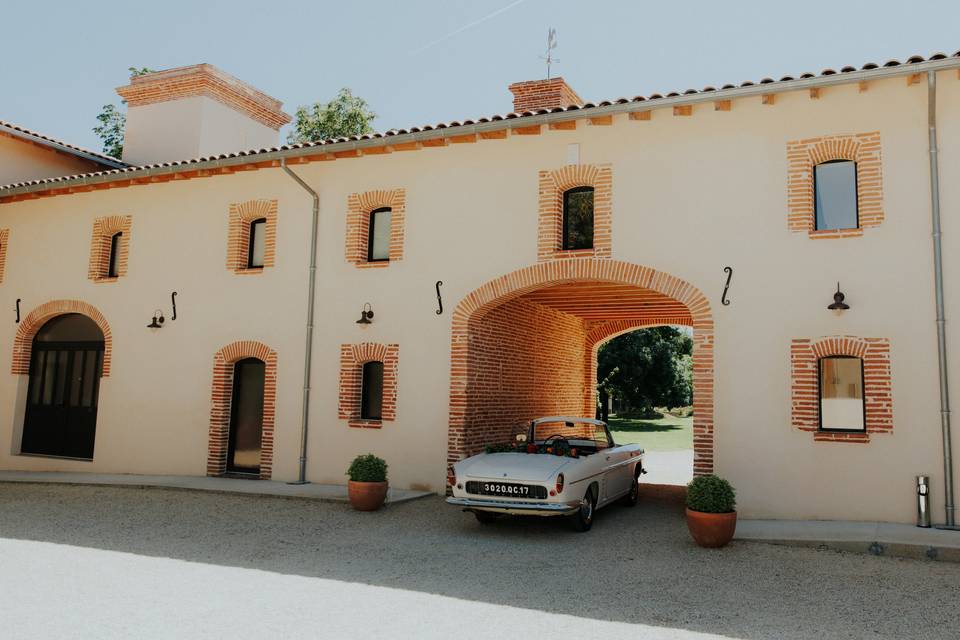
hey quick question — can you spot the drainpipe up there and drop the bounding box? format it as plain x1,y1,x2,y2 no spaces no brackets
281,158,320,485
927,70,956,528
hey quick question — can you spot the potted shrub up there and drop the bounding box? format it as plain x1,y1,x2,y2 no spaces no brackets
685,474,737,548
346,454,388,511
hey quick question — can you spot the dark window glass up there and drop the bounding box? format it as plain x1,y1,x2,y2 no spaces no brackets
367,208,392,262
814,160,858,231
563,187,594,250
248,218,266,268
360,361,384,420
819,356,865,431
107,232,122,278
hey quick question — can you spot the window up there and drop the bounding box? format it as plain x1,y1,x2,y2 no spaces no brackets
248,218,266,269
106,232,122,278
367,207,392,262
814,160,858,231
819,356,865,432
562,187,594,250
360,361,384,420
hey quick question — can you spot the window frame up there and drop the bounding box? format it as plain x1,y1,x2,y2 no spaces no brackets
360,360,385,420
813,159,859,232
366,207,392,263
247,217,267,269
106,232,122,278
561,186,595,251
817,355,867,433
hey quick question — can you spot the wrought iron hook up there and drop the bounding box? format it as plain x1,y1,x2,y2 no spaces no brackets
171,291,178,321
721,267,733,306
15,298,21,324
435,281,444,315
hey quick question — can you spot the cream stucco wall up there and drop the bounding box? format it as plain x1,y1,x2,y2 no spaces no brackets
122,96,280,165
0,134,102,185
1,71,959,524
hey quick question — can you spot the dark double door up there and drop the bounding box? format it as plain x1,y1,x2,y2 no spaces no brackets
227,358,265,474
22,342,104,459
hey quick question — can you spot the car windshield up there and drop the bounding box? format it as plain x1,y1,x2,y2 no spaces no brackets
530,420,611,449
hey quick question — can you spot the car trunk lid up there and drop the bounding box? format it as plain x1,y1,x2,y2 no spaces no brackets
462,452,571,482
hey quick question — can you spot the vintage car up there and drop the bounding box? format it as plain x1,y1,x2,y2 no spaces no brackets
446,416,645,531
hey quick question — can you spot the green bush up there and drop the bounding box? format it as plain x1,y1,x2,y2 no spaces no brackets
346,454,388,482
686,475,736,513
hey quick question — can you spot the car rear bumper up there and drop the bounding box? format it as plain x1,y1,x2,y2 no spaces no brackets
446,496,579,516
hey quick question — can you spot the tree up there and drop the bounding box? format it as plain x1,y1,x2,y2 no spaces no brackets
287,88,376,144
597,326,693,417
93,67,155,159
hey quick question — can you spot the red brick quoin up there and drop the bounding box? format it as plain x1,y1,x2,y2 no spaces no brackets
344,189,406,268
791,336,892,443
207,340,277,479
12,300,112,376
338,343,399,428
448,259,714,476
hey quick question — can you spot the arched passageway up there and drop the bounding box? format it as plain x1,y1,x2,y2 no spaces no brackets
448,260,714,475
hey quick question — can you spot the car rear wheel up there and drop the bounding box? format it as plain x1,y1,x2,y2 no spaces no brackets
622,472,640,507
570,487,596,532
474,510,500,524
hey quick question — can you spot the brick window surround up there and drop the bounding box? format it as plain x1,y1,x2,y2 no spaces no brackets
207,341,277,479
88,216,132,282
345,189,406,268
0,228,8,283
12,300,112,376
338,342,399,428
226,199,277,274
791,336,892,443
787,132,883,238
538,164,612,261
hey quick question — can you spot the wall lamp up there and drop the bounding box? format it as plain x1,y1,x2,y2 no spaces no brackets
356,302,374,325
827,283,850,311
147,309,166,329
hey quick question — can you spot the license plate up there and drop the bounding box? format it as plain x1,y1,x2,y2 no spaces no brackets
482,482,534,497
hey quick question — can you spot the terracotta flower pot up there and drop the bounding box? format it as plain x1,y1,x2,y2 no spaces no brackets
348,480,388,511
686,508,737,548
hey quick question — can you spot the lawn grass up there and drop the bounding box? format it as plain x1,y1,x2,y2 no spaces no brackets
608,413,693,452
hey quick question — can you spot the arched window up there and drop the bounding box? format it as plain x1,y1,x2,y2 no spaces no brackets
818,355,865,432
248,218,266,268
107,232,122,278
367,207,392,262
360,361,384,420
814,160,858,231
562,187,594,250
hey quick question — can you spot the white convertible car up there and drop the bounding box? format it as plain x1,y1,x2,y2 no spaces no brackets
446,416,645,531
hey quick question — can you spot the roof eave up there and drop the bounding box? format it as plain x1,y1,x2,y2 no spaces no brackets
0,124,126,170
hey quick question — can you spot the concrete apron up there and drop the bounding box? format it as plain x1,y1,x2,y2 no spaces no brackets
0,470,434,505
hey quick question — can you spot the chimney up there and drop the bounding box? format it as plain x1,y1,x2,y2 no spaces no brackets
508,77,582,113
116,64,291,165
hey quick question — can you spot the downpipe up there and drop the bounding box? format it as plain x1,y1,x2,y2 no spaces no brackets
927,70,956,528
281,158,320,485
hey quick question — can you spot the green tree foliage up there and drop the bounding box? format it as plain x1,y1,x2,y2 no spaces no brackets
92,67,155,159
597,326,693,415
288,88,376,143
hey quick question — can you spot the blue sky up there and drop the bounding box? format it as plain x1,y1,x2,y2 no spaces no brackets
3,0,959,154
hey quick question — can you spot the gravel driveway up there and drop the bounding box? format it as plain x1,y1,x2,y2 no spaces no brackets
0,483,957,639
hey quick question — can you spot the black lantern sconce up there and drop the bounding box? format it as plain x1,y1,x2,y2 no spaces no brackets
827,283,850,311
356,302,374,325
147,309,166,329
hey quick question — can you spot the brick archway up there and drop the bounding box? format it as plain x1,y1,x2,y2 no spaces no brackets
448,259,714,475
207,340,277,479
12,300,113,376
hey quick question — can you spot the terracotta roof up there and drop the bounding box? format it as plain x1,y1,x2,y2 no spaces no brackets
0,119,127,169
2,48,960,198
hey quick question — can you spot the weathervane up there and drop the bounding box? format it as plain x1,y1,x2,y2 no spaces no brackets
540,28,558,78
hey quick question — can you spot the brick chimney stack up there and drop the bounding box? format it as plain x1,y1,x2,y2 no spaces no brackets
508,77,582,112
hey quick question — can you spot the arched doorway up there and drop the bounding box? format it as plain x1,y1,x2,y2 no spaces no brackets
21,313,105,459
227,357,266,474
448,259,714,476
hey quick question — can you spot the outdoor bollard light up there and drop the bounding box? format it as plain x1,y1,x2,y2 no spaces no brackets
356,302,374,325
147,309,165,329
827,283,850,311
917,475,931,528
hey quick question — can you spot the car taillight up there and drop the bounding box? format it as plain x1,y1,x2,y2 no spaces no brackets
447,466,457,487
555,473,564,495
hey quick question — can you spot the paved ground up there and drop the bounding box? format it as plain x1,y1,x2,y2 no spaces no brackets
1,483,958,640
